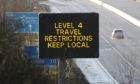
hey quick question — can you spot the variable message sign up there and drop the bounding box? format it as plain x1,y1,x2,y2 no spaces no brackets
39,13,99,58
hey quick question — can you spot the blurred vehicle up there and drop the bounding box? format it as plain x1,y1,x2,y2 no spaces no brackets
112,29,124,39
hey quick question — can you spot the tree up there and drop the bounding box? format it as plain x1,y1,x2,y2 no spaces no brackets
0,0,54,84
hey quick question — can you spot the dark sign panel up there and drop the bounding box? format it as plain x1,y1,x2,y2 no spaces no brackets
39,13,99,58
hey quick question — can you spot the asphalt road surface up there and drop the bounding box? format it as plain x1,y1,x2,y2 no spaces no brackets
100,0,140,20
40,0,140,84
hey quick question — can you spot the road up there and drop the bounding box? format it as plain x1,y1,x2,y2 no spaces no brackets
40,0,140,84
100,0,140,20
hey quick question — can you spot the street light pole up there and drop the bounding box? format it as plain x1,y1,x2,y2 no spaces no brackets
58,58,66,84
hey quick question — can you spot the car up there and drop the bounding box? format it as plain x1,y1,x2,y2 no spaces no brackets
112,29,124,39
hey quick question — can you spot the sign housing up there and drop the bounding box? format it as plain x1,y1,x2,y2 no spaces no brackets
39,13,99,58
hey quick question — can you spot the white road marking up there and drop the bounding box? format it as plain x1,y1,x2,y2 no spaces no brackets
101,35,140,75
90,0,140,28
96,59,119,84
